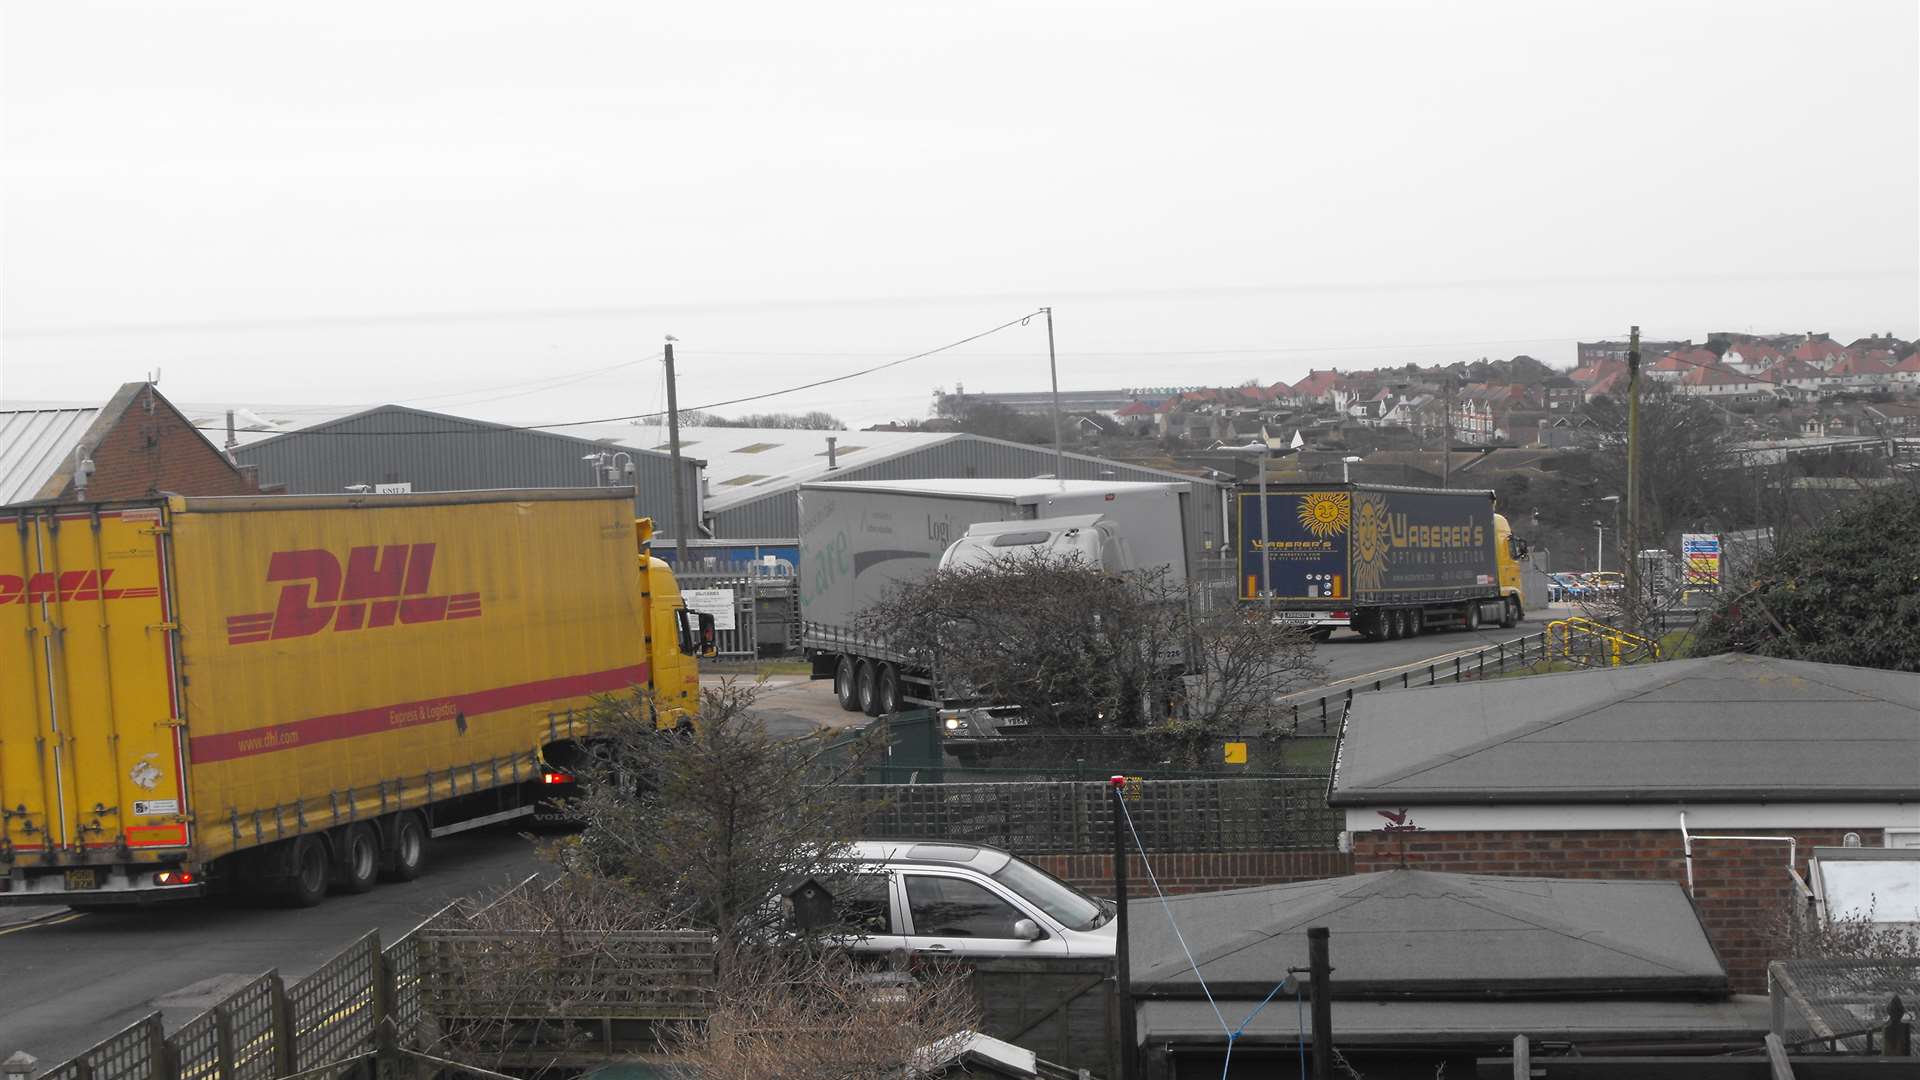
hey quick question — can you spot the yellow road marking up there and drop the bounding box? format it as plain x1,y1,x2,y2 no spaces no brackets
0,911,86,936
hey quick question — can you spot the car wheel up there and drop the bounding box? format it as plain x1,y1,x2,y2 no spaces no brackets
834,655,863,712
336,824,379,894
381,812,428,883
284,835,330,908
858,660,882,716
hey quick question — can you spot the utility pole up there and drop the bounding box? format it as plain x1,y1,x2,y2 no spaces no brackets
1110,777,1138,1080
1625,325,1642,618
1309,926,1333,1080
1441,374,1454,489
664,338,691,567
1044,307,1065,484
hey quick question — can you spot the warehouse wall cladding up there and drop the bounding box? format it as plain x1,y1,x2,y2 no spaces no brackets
231,405,708,539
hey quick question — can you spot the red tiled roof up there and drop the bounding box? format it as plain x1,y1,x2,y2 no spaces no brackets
1571,359,1626,385
1831,351,1894,377
1116,401,1156,417
1680,364,1750,387
1894,352,1920,373
1730,343,1786,366
1652,347,1720,372
1791,339,1848,363
1756,359,1825,384
1585,371,1626,396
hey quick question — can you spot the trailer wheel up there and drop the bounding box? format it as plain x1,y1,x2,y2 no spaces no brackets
382,812,428,883
1409,608,1425,636
284,835,330,908
1384,609,1403,640
1465,602,1482,631
336,824,379,894
875,664,902,715
858,660,882,716
834,655,863,712
1500,598,1520,628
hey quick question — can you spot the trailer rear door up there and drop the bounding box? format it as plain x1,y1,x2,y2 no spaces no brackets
1,507,191,867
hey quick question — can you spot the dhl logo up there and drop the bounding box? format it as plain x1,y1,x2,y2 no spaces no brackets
227,543,480,645
0,570,159,605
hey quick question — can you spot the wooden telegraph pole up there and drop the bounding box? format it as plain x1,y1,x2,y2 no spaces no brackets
1625,326,1642,618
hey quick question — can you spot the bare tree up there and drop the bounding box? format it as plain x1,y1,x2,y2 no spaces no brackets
550,682,888,955
861,553,1321,753
663,948,982,1080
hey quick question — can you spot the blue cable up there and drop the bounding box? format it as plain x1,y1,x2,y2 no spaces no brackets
1297,989,1307,1079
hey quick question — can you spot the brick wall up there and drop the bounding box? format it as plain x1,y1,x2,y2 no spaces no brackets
80,386,259,501
1032,849,1351,896
1350,827,1883,992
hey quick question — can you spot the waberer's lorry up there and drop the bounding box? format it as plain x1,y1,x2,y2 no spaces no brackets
2,489,710,907
1238,483,1529,641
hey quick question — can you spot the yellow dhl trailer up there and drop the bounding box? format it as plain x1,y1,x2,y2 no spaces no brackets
1,488,711,907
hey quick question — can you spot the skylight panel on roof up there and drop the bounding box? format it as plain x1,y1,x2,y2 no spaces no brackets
733,442,780,454
720,474,769,487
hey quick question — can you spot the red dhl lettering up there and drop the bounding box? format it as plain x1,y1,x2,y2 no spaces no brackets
226,542,482,645
0,569,160,605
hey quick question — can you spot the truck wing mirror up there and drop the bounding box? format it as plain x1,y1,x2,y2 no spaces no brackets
697,612,718,658
674,607,699,656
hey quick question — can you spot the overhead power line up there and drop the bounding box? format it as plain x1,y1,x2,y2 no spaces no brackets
193,310,1045,439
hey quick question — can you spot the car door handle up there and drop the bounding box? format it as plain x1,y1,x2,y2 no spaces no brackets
924,944,949,950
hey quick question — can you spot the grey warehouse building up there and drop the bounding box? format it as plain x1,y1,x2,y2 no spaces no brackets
232,406,706,538
548,422,1228,558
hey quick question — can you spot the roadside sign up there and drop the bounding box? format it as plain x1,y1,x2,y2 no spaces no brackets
1681,533,1721,586
680,588,736,631
374,482,412,494
1223,741,1248,765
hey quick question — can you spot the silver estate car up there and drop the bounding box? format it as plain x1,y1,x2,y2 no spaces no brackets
826,840,1118,958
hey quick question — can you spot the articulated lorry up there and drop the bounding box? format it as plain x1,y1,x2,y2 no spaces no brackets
1238,483,1528,641
798,478,1192,716
1,489,710,908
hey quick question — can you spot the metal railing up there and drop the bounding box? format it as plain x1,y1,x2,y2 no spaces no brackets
1547,616,1662,667
1277,630,1553,731
851,776,1341,853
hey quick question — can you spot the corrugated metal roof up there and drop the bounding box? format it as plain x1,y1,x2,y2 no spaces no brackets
0,407,99,504
550,423,960,512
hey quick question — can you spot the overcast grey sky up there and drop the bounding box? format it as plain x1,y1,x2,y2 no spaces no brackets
4,0,1916,428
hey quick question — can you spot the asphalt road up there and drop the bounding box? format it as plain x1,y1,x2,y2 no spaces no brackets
0,823,546,1072
0,626,1545,1069
1303,609,1550,689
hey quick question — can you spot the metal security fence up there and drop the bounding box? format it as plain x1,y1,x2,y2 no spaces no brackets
851,776,1340,853
1770,958,1920,1054
674,561,799,659
34,925,431,1080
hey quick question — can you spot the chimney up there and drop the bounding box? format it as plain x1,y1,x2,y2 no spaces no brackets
826,436,838,470
225,409,239,464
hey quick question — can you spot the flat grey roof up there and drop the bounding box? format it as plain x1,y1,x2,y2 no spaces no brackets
1330,653,1920,805
1139,995,1772,1047
1128,869,1724,999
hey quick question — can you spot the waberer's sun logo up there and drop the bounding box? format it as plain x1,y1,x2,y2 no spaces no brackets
1297,492,1351,538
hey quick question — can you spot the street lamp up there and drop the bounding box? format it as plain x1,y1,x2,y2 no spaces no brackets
1225,442,1274,613
1599,494,1621,572
1341,455,1362,482
1593,520,1605,572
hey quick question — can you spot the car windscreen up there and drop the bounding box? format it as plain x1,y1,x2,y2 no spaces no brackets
989,856,1105,931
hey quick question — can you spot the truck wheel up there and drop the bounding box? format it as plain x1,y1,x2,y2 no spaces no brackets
1384,609,1403,640
834,655,863,712
1501,598,1520,628
1406,608,1422,637
875,664,902,715
284,835,330,908
336,824,379,894
858,660,882,716
1465,602,1482,631
382,812,429,883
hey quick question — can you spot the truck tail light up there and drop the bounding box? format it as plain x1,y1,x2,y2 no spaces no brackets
541,771,576,786
1332,611,1349,620
154,870,197,886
